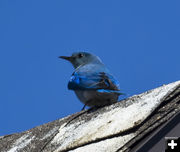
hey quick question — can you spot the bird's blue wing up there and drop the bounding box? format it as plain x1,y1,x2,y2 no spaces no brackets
68,71,120,91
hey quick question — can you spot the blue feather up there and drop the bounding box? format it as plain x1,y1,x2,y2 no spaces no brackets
68,71,119,91
97,89,123,95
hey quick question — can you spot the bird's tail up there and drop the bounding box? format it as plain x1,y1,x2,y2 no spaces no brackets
97,89,125,95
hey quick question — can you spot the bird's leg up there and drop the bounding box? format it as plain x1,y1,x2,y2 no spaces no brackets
81,104,87,111
81,99,93,111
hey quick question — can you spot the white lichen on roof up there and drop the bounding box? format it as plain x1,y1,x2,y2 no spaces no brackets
52,81,180,152
0,136,4,139
70,133,135,152
41,127,58,140
7,134,34,152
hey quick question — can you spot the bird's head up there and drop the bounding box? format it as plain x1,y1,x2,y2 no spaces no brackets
59,52,102,69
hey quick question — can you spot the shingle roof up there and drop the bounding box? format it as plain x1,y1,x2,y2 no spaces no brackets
0,80,180,152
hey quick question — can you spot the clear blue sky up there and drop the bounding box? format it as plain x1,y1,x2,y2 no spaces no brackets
0,0,179,136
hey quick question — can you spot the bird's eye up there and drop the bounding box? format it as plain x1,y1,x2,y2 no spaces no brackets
78,53,84,58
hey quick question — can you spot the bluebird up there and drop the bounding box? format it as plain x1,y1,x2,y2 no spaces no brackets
59,52,122,110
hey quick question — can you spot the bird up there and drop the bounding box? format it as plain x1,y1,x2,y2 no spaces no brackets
59,52,123,110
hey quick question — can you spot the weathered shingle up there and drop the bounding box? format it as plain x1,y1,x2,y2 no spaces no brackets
0,80,180,152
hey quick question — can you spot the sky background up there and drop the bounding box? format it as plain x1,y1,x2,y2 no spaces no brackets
0,0,180,136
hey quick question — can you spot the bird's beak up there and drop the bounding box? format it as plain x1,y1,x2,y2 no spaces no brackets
59,56,72,61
